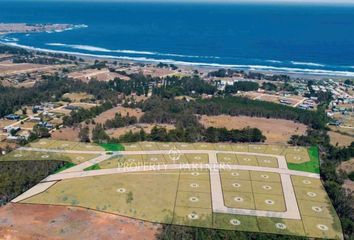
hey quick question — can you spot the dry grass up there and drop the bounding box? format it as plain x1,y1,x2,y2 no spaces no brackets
94,106,144,124
51,127,80,141
328,131,354,147
62,92,95,102
199,115,307,144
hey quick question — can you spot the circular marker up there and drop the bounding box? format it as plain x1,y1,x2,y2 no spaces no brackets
191,172,200,176
261,174,269,179
312,206,322,212
307,192,317,197
41,155,49,159
302,179,312,185
189,197,199,202
275,223,287,230
262,185,272,190
230,219,241,226
317,224,329,231
265,199,275,205
188,213,199,220
190,183,199,188
116,188,126,193
14,154,22,158
231,172,240,177
232,183,241,188
234,197,244,202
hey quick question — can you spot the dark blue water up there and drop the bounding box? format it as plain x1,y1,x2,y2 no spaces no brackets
1,1,354,76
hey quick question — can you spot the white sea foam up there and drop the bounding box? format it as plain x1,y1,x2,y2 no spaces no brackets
45,42,220,59
265,59,282,64
4,42,354,77
291,61,325,67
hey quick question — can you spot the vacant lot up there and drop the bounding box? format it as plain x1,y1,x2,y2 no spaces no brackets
199,115,307,144
328,131,354,147
62,92,95,102
0,203,160,240
94,106,144,124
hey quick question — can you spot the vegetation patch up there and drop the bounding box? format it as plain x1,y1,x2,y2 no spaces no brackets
84,164,101,171
287,147,320,174
99,143,125,151
54,162,76,173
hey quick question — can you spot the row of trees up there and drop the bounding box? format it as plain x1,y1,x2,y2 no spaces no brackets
108,126,265,144
136,96,328,130
224,81,259,93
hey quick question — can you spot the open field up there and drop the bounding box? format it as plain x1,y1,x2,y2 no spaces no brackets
62,92,95,102
328,131,354,147
94,106,144,124
2,139,341,239
199,115,307,144
0,203,160,240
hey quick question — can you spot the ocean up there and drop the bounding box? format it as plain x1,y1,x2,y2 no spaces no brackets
1,1,354,77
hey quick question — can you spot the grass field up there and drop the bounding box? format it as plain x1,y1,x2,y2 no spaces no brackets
287,147,320,174
9,140,342,239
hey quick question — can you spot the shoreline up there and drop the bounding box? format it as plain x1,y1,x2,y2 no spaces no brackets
1,40,354,79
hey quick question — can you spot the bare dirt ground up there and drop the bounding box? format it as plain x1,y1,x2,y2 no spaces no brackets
0,203,160,240
0,62,70,76
51,127,80,141
62,92,95,102
328,131,354,147
52,107,144,141
338,158,354,174
337,159,354,194
94,106,144,124
199,115,307,144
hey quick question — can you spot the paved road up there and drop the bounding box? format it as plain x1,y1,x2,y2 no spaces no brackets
12,147,319,220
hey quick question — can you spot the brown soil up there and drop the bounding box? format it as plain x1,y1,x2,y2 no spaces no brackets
0,203,160,240
94,106,144,124
199,115,307,144
51,127,80,141
328,131,354,147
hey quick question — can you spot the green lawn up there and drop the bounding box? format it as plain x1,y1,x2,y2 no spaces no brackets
287,147,320,174
99,143,125,151
54,162,76,173
84,164,101,171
